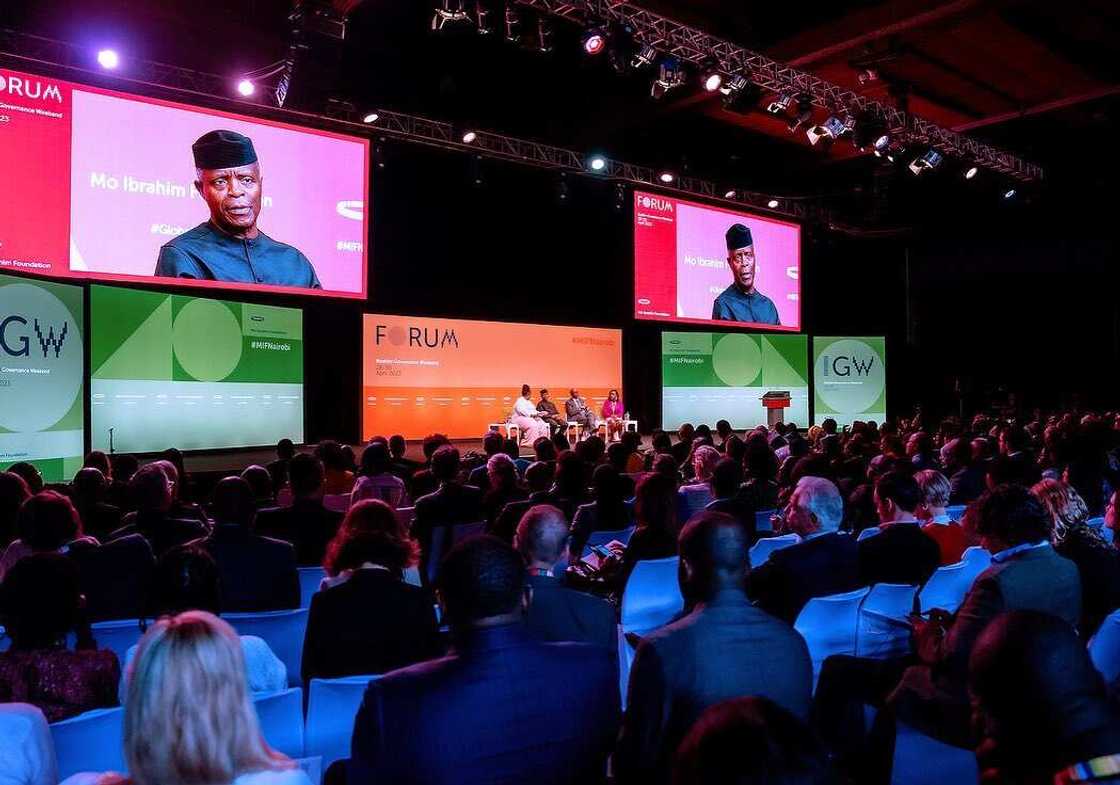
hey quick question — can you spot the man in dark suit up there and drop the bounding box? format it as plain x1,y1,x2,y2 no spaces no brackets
66,533,156,621
348,535,619,785
514,505,616,651
193,476,300,612
256,453,342,566
489,460,555,543
466,431,505,493
412,446,484,581
107,464,208,558
857,471,940,587
388,434,422,484
615,511,812,785
999,424,1041,486
704,458,758,542
750,476,862,624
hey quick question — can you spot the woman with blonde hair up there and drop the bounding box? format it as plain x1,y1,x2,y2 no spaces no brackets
62,611,310,785
1031,478,1120,638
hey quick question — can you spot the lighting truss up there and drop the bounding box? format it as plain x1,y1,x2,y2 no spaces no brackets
512,0,1043,182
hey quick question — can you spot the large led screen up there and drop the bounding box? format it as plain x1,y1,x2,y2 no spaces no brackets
0,274,84,482
662,331,809,430
363,315,623,440
90,285,303,453
813,336,887,427
634,191,800,331
0,68,368,298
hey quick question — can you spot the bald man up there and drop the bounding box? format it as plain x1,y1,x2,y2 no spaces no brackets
615,511,812,785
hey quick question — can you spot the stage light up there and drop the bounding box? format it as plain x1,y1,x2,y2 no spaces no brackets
556,173,569,203
587,154,608,172
631,43,657,69
606,21,635,73
658,171,675,184
964,166,978,180
807,115,848,146
767,92,793,115
872,133,891,156
461,130,478,143
536,17,554,52
1003,188,1016,200
432,1,471,32
852,111,886,151
504,4,521,42
236,79,256,97
362,112,380,124
724,189,736,199
700,59,722,92
787,95,813,133
582,25,606,55
885,141,907,163
475,0,494,34
720,73,760,114
908,148,944,176
857,68,879,85
650,57,684,99
614,182,627,211
767,198,780,208
96,49,120,70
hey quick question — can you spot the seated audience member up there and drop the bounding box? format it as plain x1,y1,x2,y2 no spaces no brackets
0,472,31,560
671,423,696,466
616,472,681,592
266,437,296,493
969,611,1120,785
68,526,156,624
70,611,311,785
679,445,720,521
570,464,633,560
515,505,615,650
615,512,812,785
413,445,484,579
408,433,451,500
256,453,343,566
303,500,440,682
388,434,422,483
348,536,619,785
70,467,122,542
194,477,300,612
153,453,208,525
915,469,968,565
490,460,555,543
467,430,505,492
351,441,410,508
714,419,734,452
240,464,276,509
0,554,119,721
6,462,44,495
907,431,940,472
813,484,1082,768
1109,489,1119,543
750,477,861,624
117,544,286,702
109,464,208,557
82,450,113,481
481,453,527,531
739,436,780,513
1032,478,1120,638
653,453,682,486
533,436,558,464
606,441,638,497
999,424,1042,486
317,440,356,496
673,697,838,785
0,701,56,785
704,458,757,541
106,453,139,512
547,450,592,520
944,437,985,504
857,471,941,586
619,430,645,474
0,492,98,581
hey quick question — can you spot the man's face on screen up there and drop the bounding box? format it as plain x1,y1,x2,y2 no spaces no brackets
728,245,756,291
196,162,263,237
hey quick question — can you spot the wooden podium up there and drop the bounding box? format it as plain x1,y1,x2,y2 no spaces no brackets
761,391,792,427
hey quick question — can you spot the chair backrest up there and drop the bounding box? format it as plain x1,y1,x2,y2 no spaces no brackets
961,545,992,573
945,504,967,521
794,587,871,688
306,675,381,773
857,526,881,542
857,583,919,659
395,506,415,531
253,687,304,759
298,566,327,608
1,702,57,785
748,533,801,568
917,561,977,615
50,707,125,781
890,719,978,785
224,607,309,688
323,493,352,513
87,618,146,666
1090,609,1120,686
583,526,636,556
619,556,684,636
755,509,776,533
426,521,486,584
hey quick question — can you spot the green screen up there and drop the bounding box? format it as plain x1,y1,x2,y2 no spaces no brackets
90,285,303,452
812,336,887,427
662,331,809,430
0,274,85,482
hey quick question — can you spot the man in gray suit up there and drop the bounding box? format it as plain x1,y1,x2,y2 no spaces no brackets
614,511,812,785
564,388,597,436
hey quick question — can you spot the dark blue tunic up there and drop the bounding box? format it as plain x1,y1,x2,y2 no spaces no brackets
711,284,780,325
155,221,320,288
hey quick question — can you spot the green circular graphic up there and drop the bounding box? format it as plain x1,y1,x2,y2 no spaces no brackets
0,283,83,433
172,299,242,382
711,333,762,386
816,338,885,413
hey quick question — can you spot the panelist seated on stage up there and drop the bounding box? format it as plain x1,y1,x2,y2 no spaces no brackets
565,388,598,434
536,388,567,434
154,130,320,288
601,389,626,442
711,223,780,325
511,384,550,442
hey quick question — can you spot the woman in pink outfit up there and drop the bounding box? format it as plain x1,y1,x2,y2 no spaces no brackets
601,389,625,442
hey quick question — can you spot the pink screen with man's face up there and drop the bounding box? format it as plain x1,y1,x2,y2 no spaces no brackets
0,68,368,298
633,191,800,331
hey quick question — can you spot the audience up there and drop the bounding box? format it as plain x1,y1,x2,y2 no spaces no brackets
194,477,300,612
857,471,941,586
317,440,356,496
7,462,44,495
240,464,276,509
303,500,440,681
466,430,505,492
348,535,619,785
0,471,31,550
739,435,780,512
388,433,422,484
616,472,680,591
70,468,122,542
915,469,968,565
266,437,297,493
615,511,812,785
480,453,526,531
489,459,554,543
570,464,633,560
0,554,119,721
412,445,484,581
678,445,719,521
108,464,208,557
703,457,757,540
351,441,409,508
256,453,343,566
0,491,97,581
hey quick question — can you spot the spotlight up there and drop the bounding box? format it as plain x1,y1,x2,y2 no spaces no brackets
536,17,554,52
872,133,891,156
236,79,256,97
852,111,886,151
631,43,657,69
767,92,793,115
587,154,608,172
807,115,848,146
908,148,944,176
700,58,722,92
857,68,879,85
606,21,635,73
964,166,978,180
556,173,569,203
475,0,494,34
720,73,761,114
614,182,627,211
650,57,684,99
787,95,813,133
373,142,387,169
1003,188,1016,200
461,130,478,143
767,199,780,209
362,112,380,124
658,171,675,184
432,1,471,31
724,189,737,199
96,49,120,70
582,25,606,56
503,4,521,42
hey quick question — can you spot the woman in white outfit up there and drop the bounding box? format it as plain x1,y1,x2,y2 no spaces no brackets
511,384,550,444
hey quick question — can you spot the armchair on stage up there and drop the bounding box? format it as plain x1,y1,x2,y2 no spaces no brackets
761,390,792,428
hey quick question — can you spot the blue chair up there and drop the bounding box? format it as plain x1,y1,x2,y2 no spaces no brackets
305,675,381,773
1,703,56,785
755,509,776,533
794,587,870,689
299,567,327,608
426,521,486,584
918,559,985,615
51,707,125,781
1090,609,1120,685
67,619,146,666
582,526,636,557
857,526,881,542
225,608,309,688
890,719,977,785
857,583,918,659
961,545,992,574
618,556,684,705
253,687,304,759
748,533,800,568
944,504,967,521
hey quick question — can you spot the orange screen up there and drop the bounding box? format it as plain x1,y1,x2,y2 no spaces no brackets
362,315,624,440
